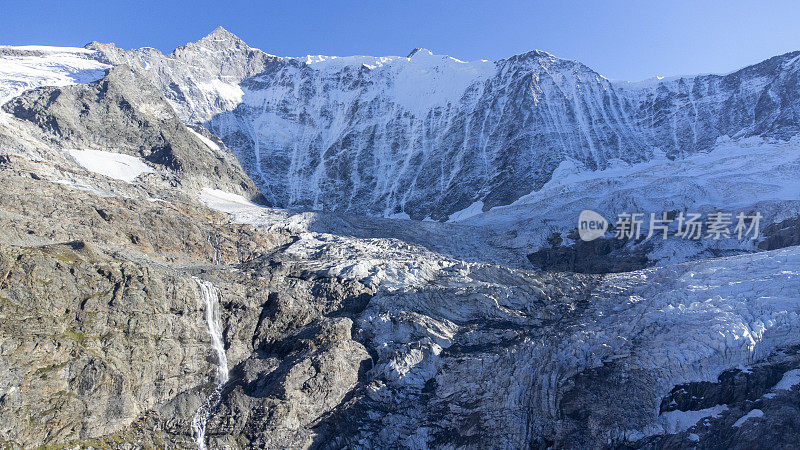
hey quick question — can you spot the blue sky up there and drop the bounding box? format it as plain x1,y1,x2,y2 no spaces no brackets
1,1,799,81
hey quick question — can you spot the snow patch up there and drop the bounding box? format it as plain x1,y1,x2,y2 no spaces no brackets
732,409,764,428
200,187,255,207
447,201,484,222
773,369,800,391
67,149,153,182
387,211,411,220
659,405,728,434
188,128,221,151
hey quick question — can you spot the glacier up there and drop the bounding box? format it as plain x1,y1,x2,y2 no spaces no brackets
0,28,799,448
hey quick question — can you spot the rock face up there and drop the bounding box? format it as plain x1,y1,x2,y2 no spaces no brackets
0,241,208,447
0,34,799,450
86,31,800,220
87,27,279,124
2,64,261,199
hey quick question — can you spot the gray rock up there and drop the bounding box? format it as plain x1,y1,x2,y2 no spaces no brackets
3,64,261,200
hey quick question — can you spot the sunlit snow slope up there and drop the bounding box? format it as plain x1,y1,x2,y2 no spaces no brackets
0,46,110,114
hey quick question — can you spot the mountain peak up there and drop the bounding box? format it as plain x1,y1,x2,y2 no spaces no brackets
200,26,244,45
407,48,434,58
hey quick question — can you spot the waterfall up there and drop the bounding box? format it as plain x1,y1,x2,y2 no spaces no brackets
191,277,229,450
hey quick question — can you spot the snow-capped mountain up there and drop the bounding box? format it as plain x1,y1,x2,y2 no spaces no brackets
85,28,800,222
1,29,800,449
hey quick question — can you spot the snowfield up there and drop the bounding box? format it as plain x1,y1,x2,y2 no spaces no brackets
67,149,154,182
0,46,109,107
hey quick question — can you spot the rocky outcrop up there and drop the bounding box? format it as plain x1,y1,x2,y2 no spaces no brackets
2,64,261,200
0,240,207,447
526,232,654,273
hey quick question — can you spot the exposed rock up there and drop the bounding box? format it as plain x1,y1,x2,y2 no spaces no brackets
2,65,261,200
0,241,207,447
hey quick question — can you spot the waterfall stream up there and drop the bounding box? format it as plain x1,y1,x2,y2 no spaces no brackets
191,278,229,450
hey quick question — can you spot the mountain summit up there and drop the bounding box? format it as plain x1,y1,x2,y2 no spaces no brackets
197,26,246,46
407,47,435,57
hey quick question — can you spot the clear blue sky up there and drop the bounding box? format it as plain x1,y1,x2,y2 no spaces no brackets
1,1,799,81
